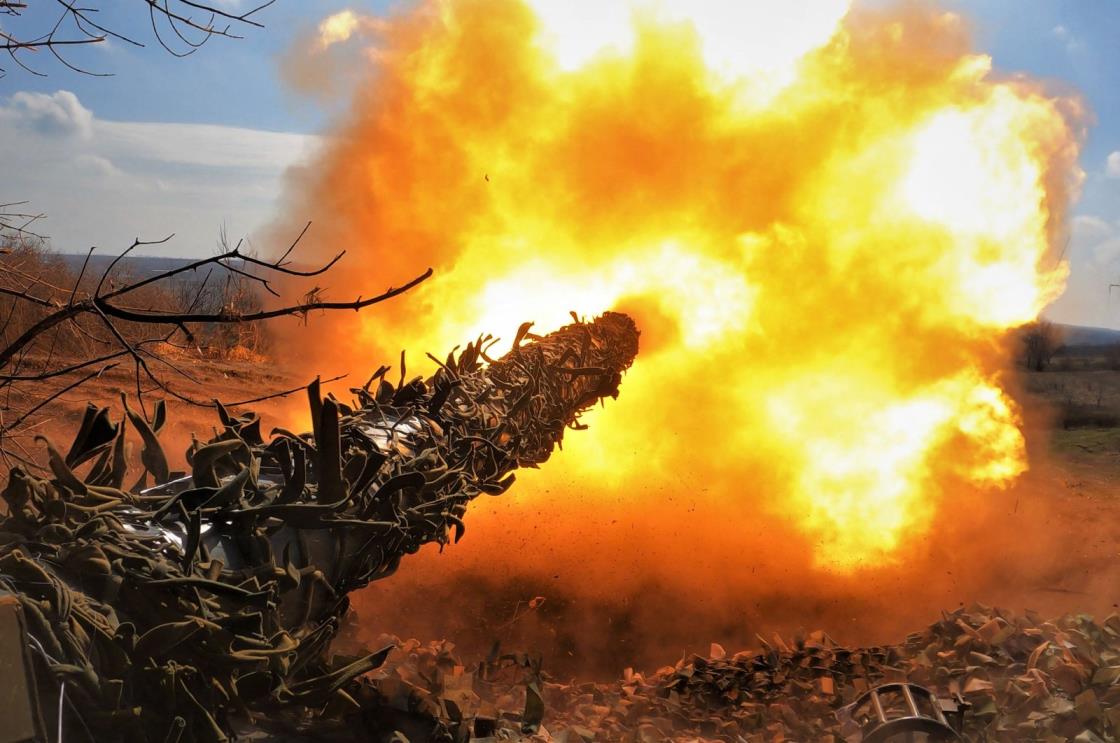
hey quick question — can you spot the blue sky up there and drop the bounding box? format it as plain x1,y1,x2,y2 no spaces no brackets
949,0,1120,327
3,1,1120,326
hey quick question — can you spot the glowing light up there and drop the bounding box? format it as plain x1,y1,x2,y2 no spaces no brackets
317,10,361,49
524,0,851,105
289,0,1081,570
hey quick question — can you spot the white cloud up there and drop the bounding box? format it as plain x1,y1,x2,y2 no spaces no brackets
1051,24,1086,55
1048,212,1120,329
0,90,322,256
1064,215,1120,268
1073,215,1113,244
73,154,122,178
96,120,318,171
1092,237,1120,267
2,90,93,139
1107,151,1120,178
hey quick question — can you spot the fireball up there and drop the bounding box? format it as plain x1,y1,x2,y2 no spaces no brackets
284,0,1083,571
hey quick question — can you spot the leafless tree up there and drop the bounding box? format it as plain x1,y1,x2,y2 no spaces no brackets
1022,319,1061,372
0,222,431,468
167,234,272,359
0,0,274,77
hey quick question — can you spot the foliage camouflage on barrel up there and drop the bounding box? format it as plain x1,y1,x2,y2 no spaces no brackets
0,311,639,742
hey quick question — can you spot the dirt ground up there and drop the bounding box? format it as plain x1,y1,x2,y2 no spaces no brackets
0,352,306,477
1019,367,1120,594
1014,368,1120,608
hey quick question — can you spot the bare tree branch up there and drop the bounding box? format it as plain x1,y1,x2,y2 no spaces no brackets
0,201,47,240
0,1,275,77
0,223,432,457
2,362,118,434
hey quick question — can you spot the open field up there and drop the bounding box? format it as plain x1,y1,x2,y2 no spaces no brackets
0,350,303,477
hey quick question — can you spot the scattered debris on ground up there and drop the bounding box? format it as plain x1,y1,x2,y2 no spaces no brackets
361,604,1120,742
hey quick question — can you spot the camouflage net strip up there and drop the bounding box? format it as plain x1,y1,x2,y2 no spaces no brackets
360,605,1120,743
533,605,1120,742
0,311,639,742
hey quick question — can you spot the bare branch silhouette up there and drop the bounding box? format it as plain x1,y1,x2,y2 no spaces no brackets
0,222,432,457
0,0,275,77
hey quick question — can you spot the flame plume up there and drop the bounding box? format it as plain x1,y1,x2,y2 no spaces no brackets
274,0,1083,575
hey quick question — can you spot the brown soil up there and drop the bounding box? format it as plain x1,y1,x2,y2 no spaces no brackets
2,353,305,477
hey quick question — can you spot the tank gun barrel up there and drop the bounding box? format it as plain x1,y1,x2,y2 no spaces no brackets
0,311,639,742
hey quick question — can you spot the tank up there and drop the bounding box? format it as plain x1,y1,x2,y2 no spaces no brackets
0,311,639,742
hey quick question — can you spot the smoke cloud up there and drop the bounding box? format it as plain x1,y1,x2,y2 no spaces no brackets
264,0,1091,674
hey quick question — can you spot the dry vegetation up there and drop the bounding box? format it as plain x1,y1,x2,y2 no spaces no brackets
1012,323,1120,517
0,230,430,474
1,236,267,361
0,235,275,472
1017,323,1120,440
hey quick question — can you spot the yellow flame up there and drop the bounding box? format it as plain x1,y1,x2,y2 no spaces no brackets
524,0,851,106
764,369,1025,568
465,241,753,351
284,0,1082,571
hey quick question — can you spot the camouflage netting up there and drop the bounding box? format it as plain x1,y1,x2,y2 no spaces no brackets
0,311,639,742
542,605,1120,742
359,605,1120,743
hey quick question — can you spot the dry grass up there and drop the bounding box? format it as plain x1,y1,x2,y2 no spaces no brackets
0,236,289,475
1021,369,1120,430
0,236,272,363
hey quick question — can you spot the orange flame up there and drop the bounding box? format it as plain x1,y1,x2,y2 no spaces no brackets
274,0,1083,572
